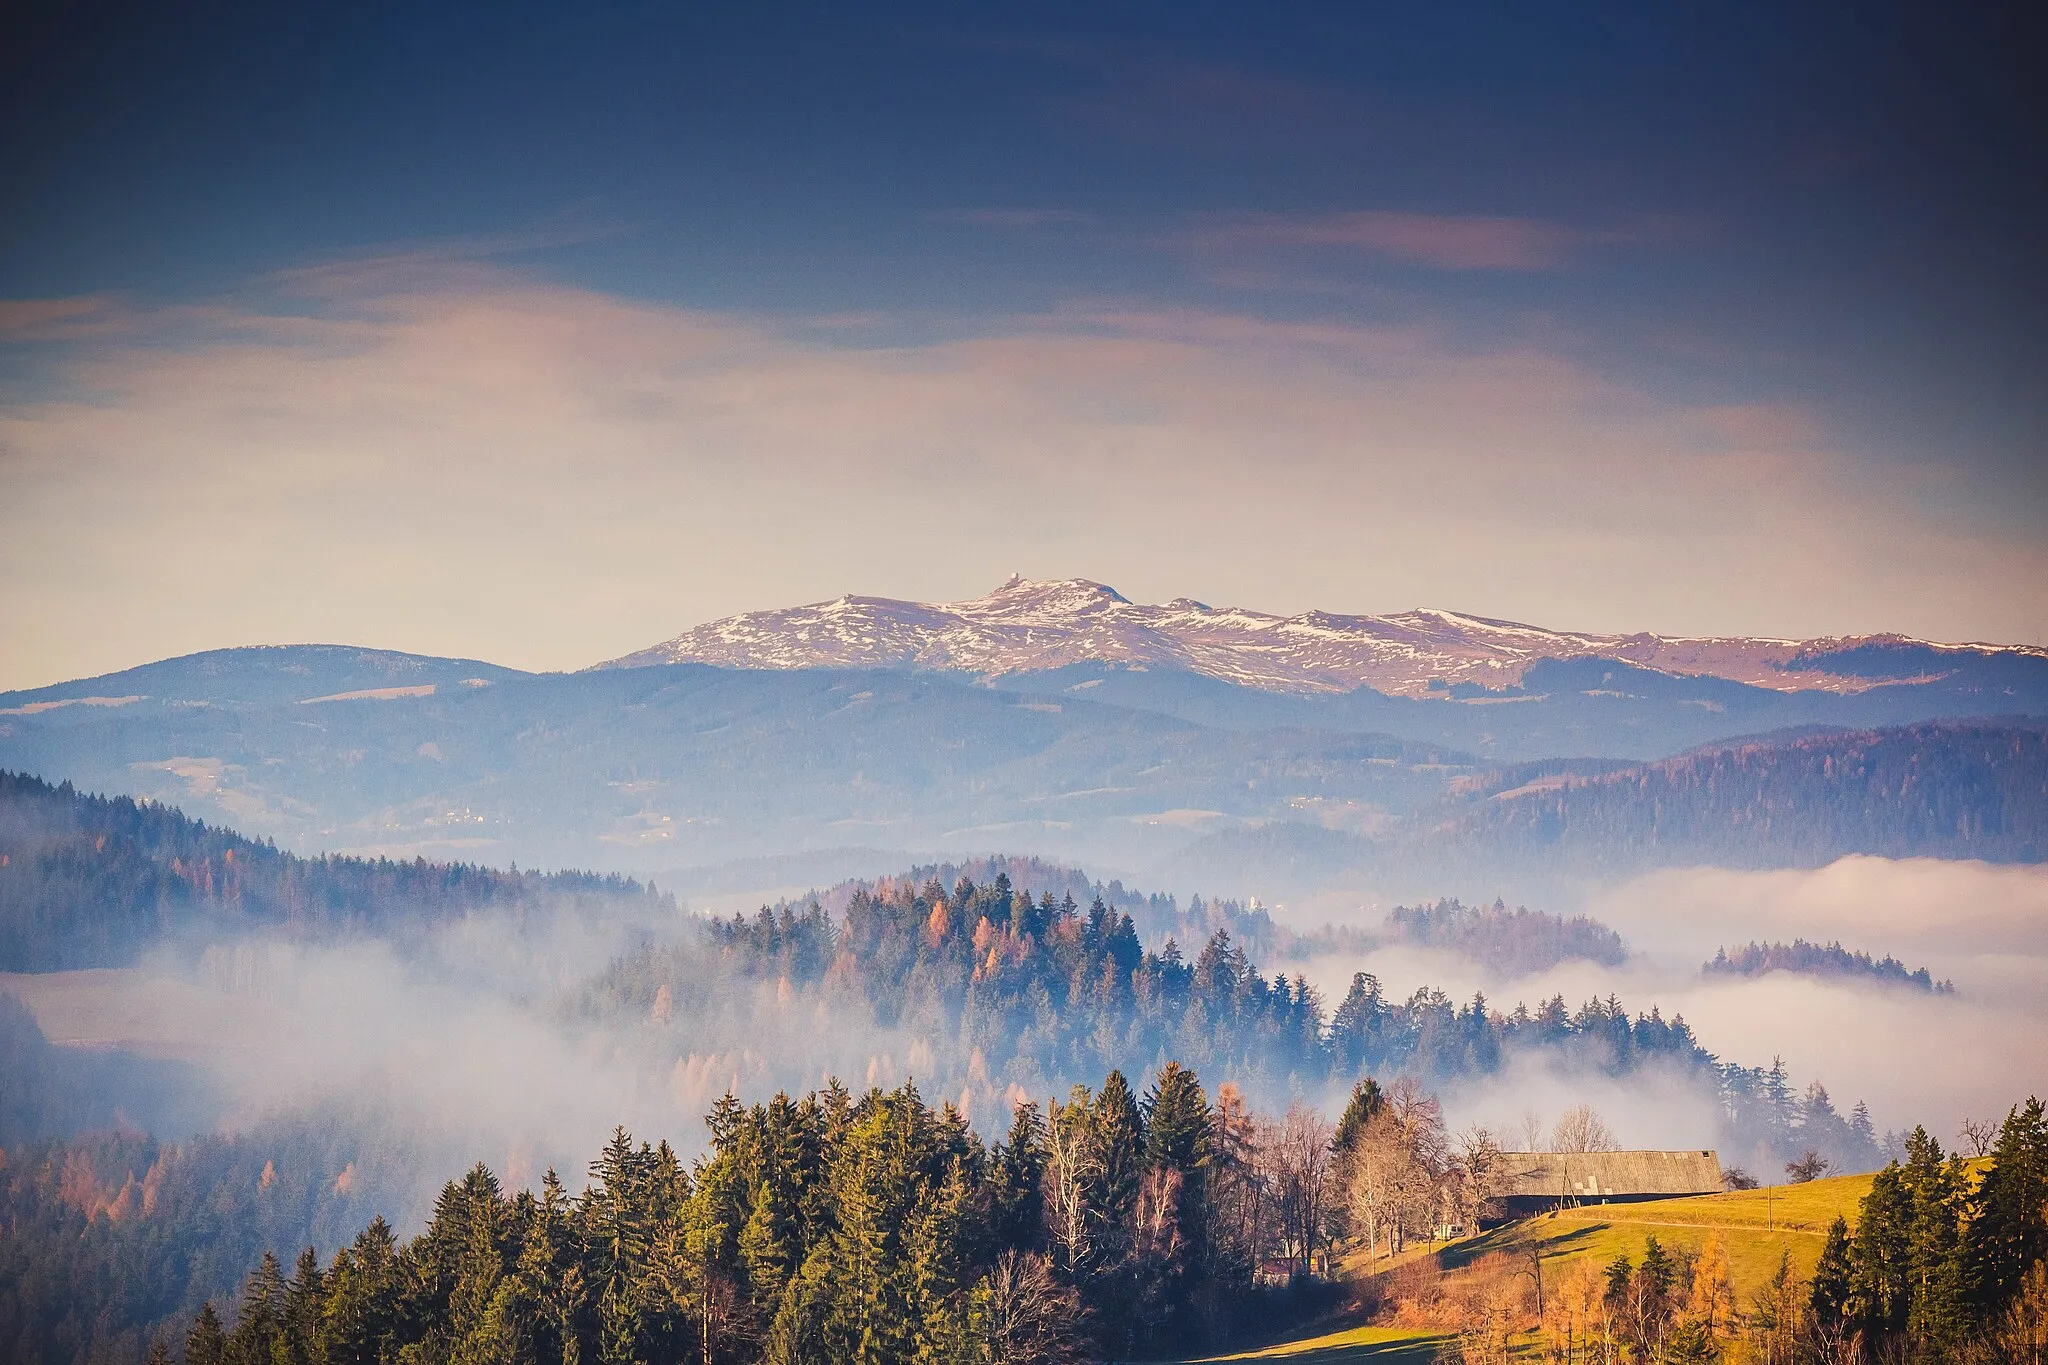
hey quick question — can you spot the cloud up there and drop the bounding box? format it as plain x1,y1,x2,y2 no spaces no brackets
0,295,137,342
1177,210,1615,271
0,263,2041,689
1276,856,2048,1142
1582,859,2048,1137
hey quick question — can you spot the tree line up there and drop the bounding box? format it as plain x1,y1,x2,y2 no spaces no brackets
587,871,1874,1168
1800,1097,2048,1363
169,1064,1422,1365
1517,1098,2048,1365
1422,720,2048,873
1705,941,1955,995
0,771,665,970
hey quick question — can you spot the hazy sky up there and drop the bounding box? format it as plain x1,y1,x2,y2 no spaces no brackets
3,2,2043,689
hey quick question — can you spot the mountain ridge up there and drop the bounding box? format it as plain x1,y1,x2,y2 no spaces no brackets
598,576,2046,698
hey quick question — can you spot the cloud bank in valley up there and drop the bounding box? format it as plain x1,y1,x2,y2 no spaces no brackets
3,263,2042,691
1284,857,2048,1150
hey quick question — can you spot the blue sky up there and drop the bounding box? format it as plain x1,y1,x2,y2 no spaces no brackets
1,2,2042,686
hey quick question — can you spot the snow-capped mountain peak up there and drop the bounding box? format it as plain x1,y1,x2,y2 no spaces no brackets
596,578,2041,697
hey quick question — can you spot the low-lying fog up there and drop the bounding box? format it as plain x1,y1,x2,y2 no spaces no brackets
1283,856,2048,1147
7,854,2041,1231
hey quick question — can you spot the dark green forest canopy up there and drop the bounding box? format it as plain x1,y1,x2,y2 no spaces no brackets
0,770,667,970
579,871,1868,1171
1807,1099,2048,1360
41,1085,2036,1365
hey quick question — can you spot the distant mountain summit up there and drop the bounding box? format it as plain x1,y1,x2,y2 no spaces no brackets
598,577,2042,697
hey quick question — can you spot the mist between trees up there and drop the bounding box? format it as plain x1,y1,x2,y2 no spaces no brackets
592,871,1894,1174
46,1069,1682,1363
1,782,1991,1365
30,1073,2044,1365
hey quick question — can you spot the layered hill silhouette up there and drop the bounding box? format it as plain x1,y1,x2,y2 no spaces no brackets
4,581,2044,892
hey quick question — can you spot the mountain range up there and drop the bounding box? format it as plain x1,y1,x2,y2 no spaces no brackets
601,576,2048,698
3,580,2044,902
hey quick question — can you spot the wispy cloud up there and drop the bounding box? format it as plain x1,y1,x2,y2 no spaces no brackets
1176,209,1628,272
0,261,2038,688
0,295,137,342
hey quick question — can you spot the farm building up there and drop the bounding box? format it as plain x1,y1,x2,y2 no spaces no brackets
1492,1149,1725,1218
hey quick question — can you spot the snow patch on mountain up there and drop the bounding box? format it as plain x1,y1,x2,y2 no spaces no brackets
597,578,2044,698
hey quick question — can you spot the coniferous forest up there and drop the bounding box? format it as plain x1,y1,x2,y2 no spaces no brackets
0,780,2031,1365
0,771,665,971
65,1086,2043,1365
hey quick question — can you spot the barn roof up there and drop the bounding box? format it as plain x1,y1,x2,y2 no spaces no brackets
1496,1150,1723,1200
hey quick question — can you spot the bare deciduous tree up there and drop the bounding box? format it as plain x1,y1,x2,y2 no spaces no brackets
1958,1116,1998,1158
1548,1104,1618,1154
1043,1089,1099,1275
1347,1078,1452,1265
1268,1100,1335,1279
1452,1126,1512,1235
974,1251,1088,1365
1206,1084,1270,1281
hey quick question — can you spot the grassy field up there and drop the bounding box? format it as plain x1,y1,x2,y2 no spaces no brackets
1148,1172,1885,1364
1441,1170,1878,1302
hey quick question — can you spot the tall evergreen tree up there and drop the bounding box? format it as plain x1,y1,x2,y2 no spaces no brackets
1331,1077,1385,1159
185,1303,228,1365
1143,1064,1211,1174
1965,1096,2048,1319
1810,1216,1854,1331
1853,1162,1914,1335
1090,1070,1146,1229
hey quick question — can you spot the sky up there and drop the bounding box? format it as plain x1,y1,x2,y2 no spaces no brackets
3,1,2044,689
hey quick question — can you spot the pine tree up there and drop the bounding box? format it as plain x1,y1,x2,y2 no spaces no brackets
1091,1070,1146,1228
186,1303,228,1365
1143,1063,1211,1174
1964,1096,2048,1320
1810,1216,1853,1330
1331,1077,1385,1159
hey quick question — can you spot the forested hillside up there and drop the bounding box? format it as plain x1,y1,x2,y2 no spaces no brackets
0,1106,397,1365
1706,940,1955,994
0,771,666,970
580,869,1862,1169
1384,898,1627,974
1432,720,2048,871
1175,718,2048,897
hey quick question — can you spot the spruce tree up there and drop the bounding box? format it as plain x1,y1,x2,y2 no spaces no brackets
1143,1063,1211,1173
1964,1096,2048,1319
1852,1162,1914,1337
1331,1077,1385,1158
1901,1126,1969,1351
186,1303,228,1365
231,1252,289,1365
990,1100,1048,1252
1091,1070,1146,1227
1810,1216,1853,1330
